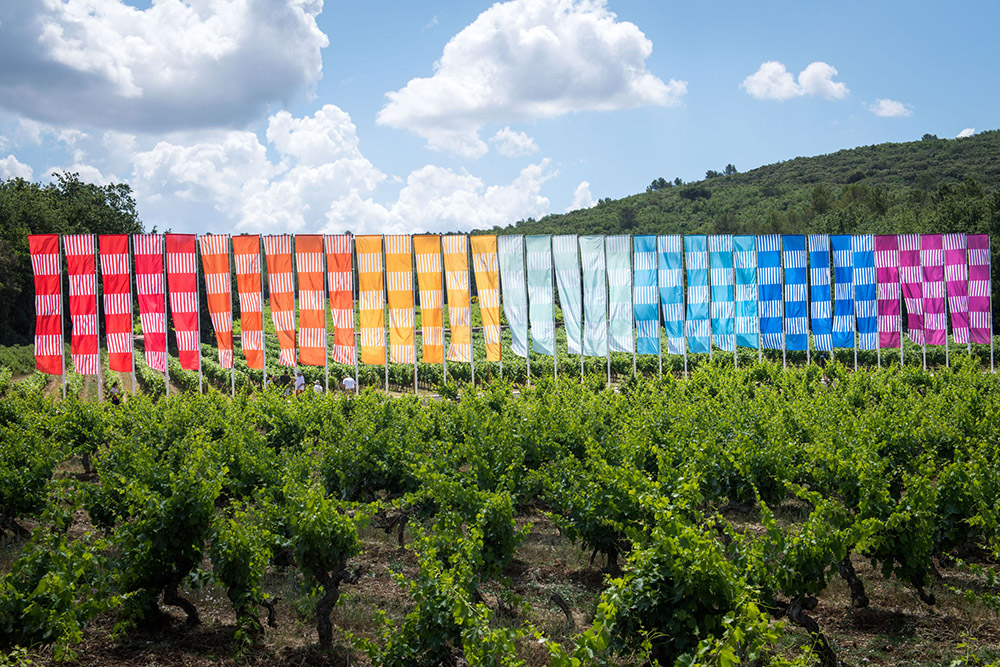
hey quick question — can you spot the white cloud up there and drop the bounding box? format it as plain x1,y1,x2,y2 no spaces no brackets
0,155,34,180
741,61,848,101
567,180,595,211
0,0,328,131
377,0,685,158
866,98,913,118
489,127,539,157
957,127,975,138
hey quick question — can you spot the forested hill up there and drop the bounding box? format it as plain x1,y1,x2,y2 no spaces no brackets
488,130,1000,239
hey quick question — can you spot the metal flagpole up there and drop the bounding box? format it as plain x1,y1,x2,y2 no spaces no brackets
578,236,584,383
990,234,995,373
605,241,611,387
228,236,235,397
163,234,169,399
631,236,637,377
323,235,330,393
411,235,418,394
351,234,359,394
944,265,950,368
682,236,688,378
920,235,927,372
899,248,904,368
58,235,67,399
966,236,972,358
127,236,136,394
440,235,447,386
708,238,713,363
469,237,475,387
805,238,811,366
525,235,532,384
732,236,738,369
382,236,389,393
780,236,786,369
852,245,858,372
550,237,556,382
95,234,104,402
260,236,268,389
195,238,203,394
757,238,762,364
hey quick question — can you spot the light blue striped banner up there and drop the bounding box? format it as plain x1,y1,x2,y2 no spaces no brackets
734,235,759,349
633,235,659,355
831,235,855,348
526,235,555,355
498,235,528,358
580,235,608,357
808,234,832,351
709,235,735,352
658,235,685,355
606,235,634,353
757,234,783,349
553,235,583,355
852,234,877,350
684,235,711,354
783,235,808,351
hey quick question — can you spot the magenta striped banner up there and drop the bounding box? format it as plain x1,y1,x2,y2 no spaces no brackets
968,234,992,344
899,234,924,345
921,234,945,345
944,234,970,344
875,235,900,348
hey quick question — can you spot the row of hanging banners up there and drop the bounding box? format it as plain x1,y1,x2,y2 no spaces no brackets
28,232,995,397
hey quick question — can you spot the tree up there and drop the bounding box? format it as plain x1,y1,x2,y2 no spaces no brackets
705,169,723,179
646,177,670,192
724,163,738,176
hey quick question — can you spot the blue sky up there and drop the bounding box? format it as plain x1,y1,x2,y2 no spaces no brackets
0,0,996,236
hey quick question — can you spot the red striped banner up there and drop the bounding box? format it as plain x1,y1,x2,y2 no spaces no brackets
165,234,200,370
295,235,326,366
233,235,264,369
263,235,296,367
324,234,356,365
28,234,63,374
132,234,167,371
199,234,234,368
99,235,133,372
64,235,98,374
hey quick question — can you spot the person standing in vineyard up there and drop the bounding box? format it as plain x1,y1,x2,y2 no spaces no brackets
294,369,306,395
341,375,356,393
108,381,122,406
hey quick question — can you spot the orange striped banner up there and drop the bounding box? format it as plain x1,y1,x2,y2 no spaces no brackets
263,235,296,367
470,235,501,362
356,235,386,365
233,235,263,369
414,235,443,364
295,235,326,366
324,234,356,365
199,234,234,369
443,235,471,363
385,235,415,364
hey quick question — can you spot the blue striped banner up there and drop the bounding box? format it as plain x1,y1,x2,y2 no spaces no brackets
526,235,555,355
808,234,832,351
606,235,634,353
684,235,711,354
553,235,583,355
831,235,855,348
783,235,808,351
658,235,685,355
709,235,735,352
633,235,659,355
498,235,528,357
734,235,759,348
852,234,877,350
757,234,783,349
580,235,608,357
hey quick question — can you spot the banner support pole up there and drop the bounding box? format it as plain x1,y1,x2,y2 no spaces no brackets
58,235,67,400
163,234,169,399
94,235,103,402
127,236,136,394
228,236,236,397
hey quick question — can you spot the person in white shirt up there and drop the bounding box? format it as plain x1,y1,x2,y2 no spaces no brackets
341,376,357,393
294,369,306,395
313,380,323,394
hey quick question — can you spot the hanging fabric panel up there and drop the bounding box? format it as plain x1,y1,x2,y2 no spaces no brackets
757,234,783,350
875,235,901,349
708,235,735,352
831,235,855,348
807,234,832,351
64,234,99,374
553,235,583,355
606,235,633,353
852,235,877,350
28,234,63,375
263,235,297,366
385,235,415,364
294,235,325,366
967,234,992,344
233,235,264,369
782,235,808,351
471,236,501,362
921,234,946,346
580,235,608,357
443,235,472,363
684,235,710,354
199,234,234,369
99,234,133,373
325,234,356,366
132,234,167,371
943,233,969,345
166,234,199,370
498,235,528,358
525,235,555,356
899,234,925,345
356,235,386,365
414,235,444,364
733,235,759,349
633,235,659,355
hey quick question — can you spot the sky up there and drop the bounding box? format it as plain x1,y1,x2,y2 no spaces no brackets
0,0,997,236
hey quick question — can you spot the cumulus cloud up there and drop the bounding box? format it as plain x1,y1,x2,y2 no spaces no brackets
0,155,34,180
957,127,975,138
0,0,328,131
489,127,539,157
741,61,848,101
567,180,595,211
377,0,685,158
866,98,913,118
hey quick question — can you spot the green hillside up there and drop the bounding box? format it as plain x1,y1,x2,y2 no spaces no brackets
489,130,1000,239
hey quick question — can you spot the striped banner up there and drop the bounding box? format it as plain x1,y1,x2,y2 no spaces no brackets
757,234,783,349
658,235,685,355
606,235,633,353
471,236,501,362
99,234,133,372
525,235,555,356
580,235,608,357
807,235,832,351
968,234,992,344
709,235,735,352
733,235,758,349
498,235,528,358
199,234,234,369
233,235,264,369
64,234,99,374
921,234,946,345
553,235,583,355
263,235,296,367
852,235,877,350
28,234,63,375
944,233,970,345
831,235,854,348
385,235,415,364
166,234,199,370
295,235,326,366
899,234,924,345
875,235,900,349
633,235,659,355
782,235,808,351
132,234,167,372
325,234,356,366
414,235,444,364
356,235,386,365
443,235,472,363
685,235,710,354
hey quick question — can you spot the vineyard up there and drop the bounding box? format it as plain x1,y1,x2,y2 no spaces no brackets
2,358,1000,666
